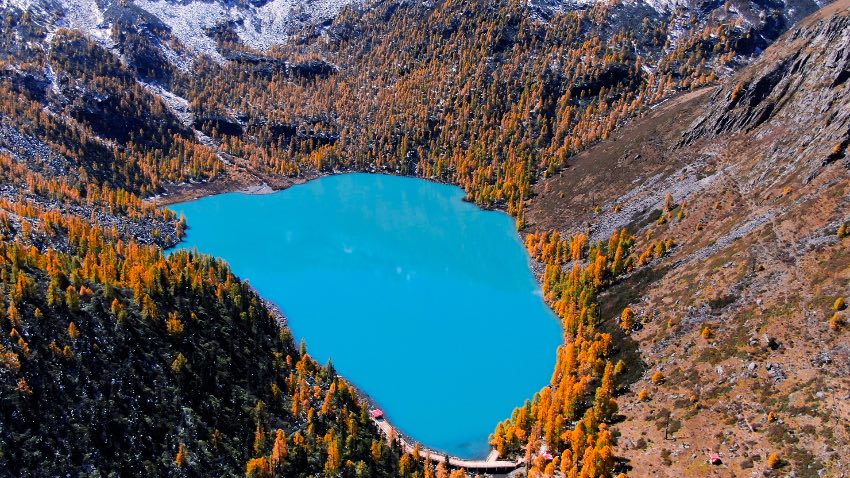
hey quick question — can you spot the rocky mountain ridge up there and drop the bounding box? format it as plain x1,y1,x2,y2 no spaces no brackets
2,0,831,66
3,0,359,59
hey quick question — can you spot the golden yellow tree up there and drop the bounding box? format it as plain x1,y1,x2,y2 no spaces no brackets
68,322,80,340
619,307,634,334
270,429,287,471
175,443,188,467
246,457,271,478
253,424,266,456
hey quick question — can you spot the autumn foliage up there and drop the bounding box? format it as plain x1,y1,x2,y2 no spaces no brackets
491,229,639,477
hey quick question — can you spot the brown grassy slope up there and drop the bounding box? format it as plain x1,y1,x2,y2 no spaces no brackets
527,1,850,476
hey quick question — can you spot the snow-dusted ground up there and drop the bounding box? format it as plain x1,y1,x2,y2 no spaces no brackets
1,0,358,63
140,81,193,126
7,0,359,59
137,0,357,54
57,0,113,44
7,0,819,64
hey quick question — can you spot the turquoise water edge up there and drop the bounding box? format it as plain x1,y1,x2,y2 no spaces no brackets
168,173,561,459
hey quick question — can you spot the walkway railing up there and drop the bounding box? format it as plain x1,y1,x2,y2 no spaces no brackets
372,417,522,473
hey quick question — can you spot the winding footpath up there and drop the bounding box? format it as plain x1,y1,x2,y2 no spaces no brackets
372,416,522,474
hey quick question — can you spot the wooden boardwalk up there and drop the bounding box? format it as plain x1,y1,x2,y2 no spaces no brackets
373,417,522,474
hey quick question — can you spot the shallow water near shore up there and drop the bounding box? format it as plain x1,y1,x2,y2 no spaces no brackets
168,173,561,458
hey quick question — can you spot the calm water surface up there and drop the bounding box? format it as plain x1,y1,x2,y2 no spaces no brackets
169,173,561,458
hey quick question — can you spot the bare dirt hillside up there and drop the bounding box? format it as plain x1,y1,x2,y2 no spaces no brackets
527,1,850,476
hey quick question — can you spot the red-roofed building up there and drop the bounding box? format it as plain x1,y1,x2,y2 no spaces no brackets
370,409,384,420
709,453,722,465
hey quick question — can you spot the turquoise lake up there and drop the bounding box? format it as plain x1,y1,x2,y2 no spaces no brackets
168,173,562,458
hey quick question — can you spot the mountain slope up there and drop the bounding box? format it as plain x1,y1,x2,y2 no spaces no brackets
528,0,850,475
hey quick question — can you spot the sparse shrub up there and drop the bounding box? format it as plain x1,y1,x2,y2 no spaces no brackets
829,312,844,330
838,223,848,238
171,353,187,374
834,297,846,311
767,411,777,422
638,389,651,401
16,378,33,396
701,326,712,339
660,448,672,466
832,143,844,156
652,371,664,384
731,82,744,101
654,241,666,258
614,359,626,377
767,452,782,469
620,307,635,334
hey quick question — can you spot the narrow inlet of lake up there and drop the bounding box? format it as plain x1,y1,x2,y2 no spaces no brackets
168,173,561,459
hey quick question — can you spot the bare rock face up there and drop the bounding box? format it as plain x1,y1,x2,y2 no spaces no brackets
682,1,850,177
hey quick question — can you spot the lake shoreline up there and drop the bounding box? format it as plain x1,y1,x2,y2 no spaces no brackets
160,172,557,463
148,173,315,207
146,168,512,213
246,280,467,460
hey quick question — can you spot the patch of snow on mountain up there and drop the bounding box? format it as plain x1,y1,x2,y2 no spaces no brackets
132,0,229,60
0,0,28,11
640,0,690,13
4,0,358,59
54,0,113,46
527,0,598,11
141,81,193,126
134,0,358,56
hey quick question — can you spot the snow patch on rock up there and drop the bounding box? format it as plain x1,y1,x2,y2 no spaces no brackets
55,0,113,46
112,0,356,57
4,0,358,59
